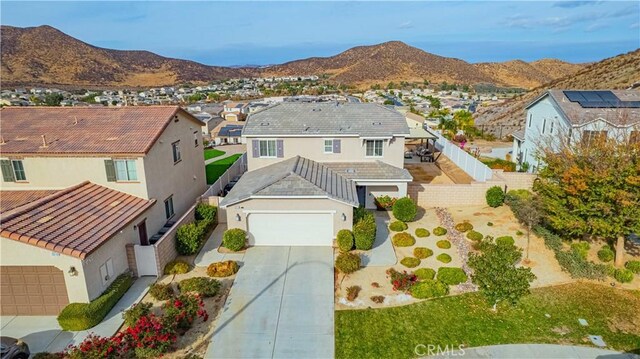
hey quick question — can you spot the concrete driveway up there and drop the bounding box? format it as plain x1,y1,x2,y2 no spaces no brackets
206,246,334,358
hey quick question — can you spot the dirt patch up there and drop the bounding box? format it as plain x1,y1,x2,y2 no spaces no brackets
551,326,571,335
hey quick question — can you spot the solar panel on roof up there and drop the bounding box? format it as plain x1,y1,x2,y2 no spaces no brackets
582,92,604,102
623,101,640,108
578,101,615,108
564,91,586,102
595,91,618,101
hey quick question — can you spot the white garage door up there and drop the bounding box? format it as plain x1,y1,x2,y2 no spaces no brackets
248,212,333,246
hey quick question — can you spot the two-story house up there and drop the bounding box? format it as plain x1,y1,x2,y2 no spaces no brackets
0,106,206,315
512,89,640,172
221,102,248,121
219,102,412,246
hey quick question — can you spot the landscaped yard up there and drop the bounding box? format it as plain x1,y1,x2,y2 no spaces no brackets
204,148,225,161
205,154,243,184
335,283,640,358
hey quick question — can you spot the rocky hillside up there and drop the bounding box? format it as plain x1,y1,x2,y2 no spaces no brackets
474,59,584,90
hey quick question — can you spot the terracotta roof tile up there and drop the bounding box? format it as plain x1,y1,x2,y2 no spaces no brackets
0,190,58,212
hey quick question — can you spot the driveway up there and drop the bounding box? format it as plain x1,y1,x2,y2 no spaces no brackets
205,246,334,358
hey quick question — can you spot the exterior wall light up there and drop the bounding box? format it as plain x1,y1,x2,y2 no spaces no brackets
342,213,347,222
68,266,78,276
236,214,242,222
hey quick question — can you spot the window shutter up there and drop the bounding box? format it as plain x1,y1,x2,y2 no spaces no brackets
1,160,15,182
276,139,284,158
333,139,341,153
252,140,259,158
104,160,117,182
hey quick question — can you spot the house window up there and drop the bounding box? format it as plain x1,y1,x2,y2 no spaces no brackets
1,159,26,182
114,159,137,181
99,258,114,287
365,139,384,157
550,121,554,134
164,196,175,219
172,141,181,163
259,139,276,157
528,114,532,128
582,130,608,146
542,119,546,133
194,131,199,147
324,139,334,153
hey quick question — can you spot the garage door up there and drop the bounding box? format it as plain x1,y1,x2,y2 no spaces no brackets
0,266,69,315
248,213,333,246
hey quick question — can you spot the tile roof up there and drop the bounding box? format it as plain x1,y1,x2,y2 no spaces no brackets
219,156,358,207
0,182,155,259
323,161,413,181
0,190,58,212
0,106,203,155
243,102,410,137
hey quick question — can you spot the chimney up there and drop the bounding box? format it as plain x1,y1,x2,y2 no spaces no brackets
41,135,48,148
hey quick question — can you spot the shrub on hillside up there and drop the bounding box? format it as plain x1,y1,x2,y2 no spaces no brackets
414,268,436,280
613,268,634,283
123,302,152,327
436,253,452,263
454,222,473,233
466,231,483,242
433,227,447,236
353,214,376,250
389,221,408,232
410,280,449,299
436,240,451,249
436,267,468,285
400,257,421,268
414,247,433,259
597,247,615,263
486,186,505,208
415,228,430,237
495,236,515,247
392,197,418,222
178,277,221,297
163,260,191,275
207,260,239,277
625,260,640,274
335,253,361,274
176,222,205,255
148,283,174,301
392,232,416,247
336,229,355,252
570,242,590,260
223,228,246,251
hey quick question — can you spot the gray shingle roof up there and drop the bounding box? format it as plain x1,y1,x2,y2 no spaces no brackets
243,102,410,137
323,161,413,181
219,156,359,207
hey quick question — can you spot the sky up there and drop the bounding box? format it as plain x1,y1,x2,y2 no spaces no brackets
1,1,639,66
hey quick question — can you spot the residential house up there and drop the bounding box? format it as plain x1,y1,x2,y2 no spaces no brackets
219,102,412,246
0,106,207,315
512,89,640,172
221,102,248,121
211,121,244,145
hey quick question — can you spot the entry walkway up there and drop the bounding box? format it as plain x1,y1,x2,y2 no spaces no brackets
360,212,397,267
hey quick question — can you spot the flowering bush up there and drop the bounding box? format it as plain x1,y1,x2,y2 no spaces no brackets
162,293,208,331
386,268,417,292
374,195,396,210
125,314,177,358
65,333,124,359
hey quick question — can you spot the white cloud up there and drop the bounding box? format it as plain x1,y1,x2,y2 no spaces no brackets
398,21,413,29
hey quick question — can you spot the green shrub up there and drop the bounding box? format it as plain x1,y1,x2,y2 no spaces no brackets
481,158,517,172
389,220,408,232
58,273,133,331
570,242,590,260
335,252,361,274
597,247,615,263
353,214,376,250
486,186,505,207
454,222,473,232
195,203,217,222
336,229,355,252
392,232,416,247
392,197,418,222
613,268,634,283
223,228,246,251
436,253,452,263
414,268,436,280
436,240,451,249
496,236,515,247
516,230,524,236
415,228,430,237
207,260,239,277
149,282,174,301
436,267,468,285
625,260,640,274
410,280,449,299
353,206,370,223
179,277,221,297
466,231,483,241
414,247,433,259
400,257,421,268
123,302,152,327
487,222,494,227
433,227,447,236
163,260,191,275
374,195,396,210
176,222,205,255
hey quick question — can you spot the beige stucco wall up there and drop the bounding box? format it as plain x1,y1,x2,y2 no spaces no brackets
246,136,406,171
225,198,353,244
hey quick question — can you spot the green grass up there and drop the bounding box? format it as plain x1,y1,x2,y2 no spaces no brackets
205,154,243,184
204,149,225,160
335,283,640,358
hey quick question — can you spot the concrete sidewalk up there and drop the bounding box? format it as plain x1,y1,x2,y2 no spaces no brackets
360,212,397,267
195,224,245,267
430,344,638,358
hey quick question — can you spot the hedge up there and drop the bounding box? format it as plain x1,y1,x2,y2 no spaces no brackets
336,229,355,252
58,273,133,331
400,257,421,268
436,267,468,285
176,222,205,255
410,280,449,299
414,268,436,280
415,228,430,237
414,247,433,259
392,197,417,222
353,212,376,250
485,186,505,208
223,228,246,251
392,232,416,247
389,221,408,232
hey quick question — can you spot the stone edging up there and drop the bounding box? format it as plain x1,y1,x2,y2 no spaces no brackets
435,207,478,293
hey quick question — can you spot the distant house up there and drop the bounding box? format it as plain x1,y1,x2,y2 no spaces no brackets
221,102,248,121
211,121,244,145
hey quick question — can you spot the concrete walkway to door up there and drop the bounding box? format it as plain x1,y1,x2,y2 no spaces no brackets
205,246,334,358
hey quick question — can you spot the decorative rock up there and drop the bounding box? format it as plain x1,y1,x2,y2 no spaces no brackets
435,207,477,293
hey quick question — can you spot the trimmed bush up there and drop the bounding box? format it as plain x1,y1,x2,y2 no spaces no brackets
346,286,361,301
176,222,205,255
436,253,452,263
570,242,590,260
335,252,361,274
625,260,640,274
454,222,473,233
414,247,433,259
613,268,634,283
414,268,436,280
597,247,615,263
178,277,221,297
336,229,355,252
123,302,152,327
486,186,505,208
410,280,449,299
389,220,408,232
415,228,430,237
400,257,421,268
149,282,174,301
353,214,376,250
207,260,239,277
436,267,468,285
466,231,483,242
58,273,133,331
436,240,451,249
195,203,217,222
392,232,416,247
496,236,515,247
433,227,447,236
223,228,246,251
487,222,494,227
163,260,190,275
392,197,418,222
353,206,370,223
516,230,524,236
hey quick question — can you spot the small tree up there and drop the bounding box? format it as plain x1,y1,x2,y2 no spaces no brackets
468,242,536,310
510,196,542,262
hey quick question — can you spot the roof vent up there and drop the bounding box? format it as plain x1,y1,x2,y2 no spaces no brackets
312,108,321,112
260,122,270,126
372,122,382,126
346,168,356,174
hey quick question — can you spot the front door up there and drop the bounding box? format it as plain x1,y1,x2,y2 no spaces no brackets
138,220,148,246
356,186,366,207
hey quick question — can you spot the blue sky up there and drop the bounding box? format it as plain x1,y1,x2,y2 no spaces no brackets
2,1,639,66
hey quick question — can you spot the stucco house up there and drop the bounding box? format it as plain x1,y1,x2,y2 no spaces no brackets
512,89,640,172
219,102,412,246
0,106,207,315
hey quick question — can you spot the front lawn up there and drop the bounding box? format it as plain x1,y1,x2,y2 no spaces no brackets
205,154,243,184
335,283,640,358
204,148,225,161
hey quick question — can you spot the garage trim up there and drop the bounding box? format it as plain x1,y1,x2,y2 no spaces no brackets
242,210,337,214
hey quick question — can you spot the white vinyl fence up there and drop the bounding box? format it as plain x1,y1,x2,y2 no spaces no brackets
202,153,248,198
433,130,493,182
